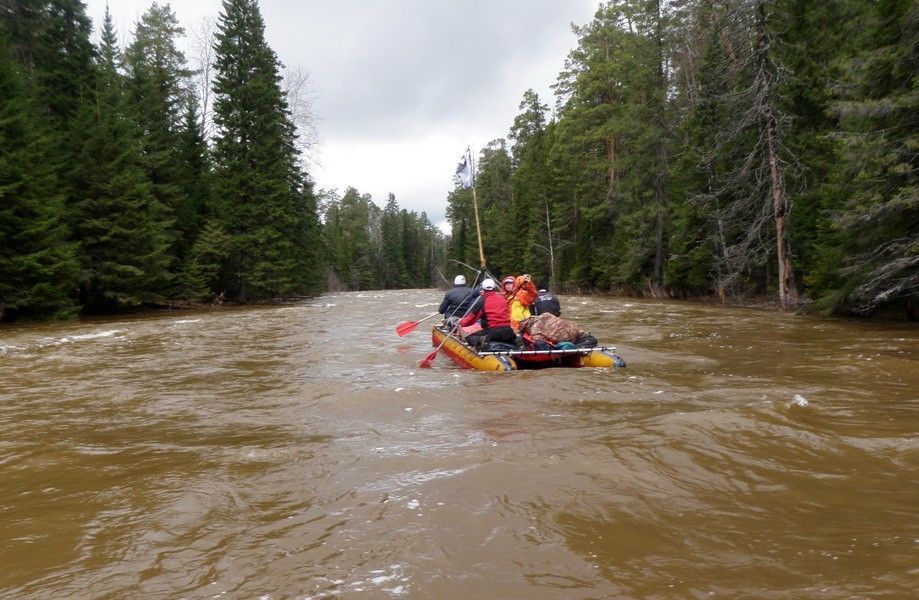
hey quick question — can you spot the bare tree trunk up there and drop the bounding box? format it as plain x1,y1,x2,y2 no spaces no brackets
605,134,618,206
283,64,321,165
545,198,555,284
715,214,729,302
755,0,798,308
191,16,216,136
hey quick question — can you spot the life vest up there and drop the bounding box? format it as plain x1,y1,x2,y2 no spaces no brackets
503,276,537,330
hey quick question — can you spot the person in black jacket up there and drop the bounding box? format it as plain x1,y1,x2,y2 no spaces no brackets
533,282,561,316
439,275,474,323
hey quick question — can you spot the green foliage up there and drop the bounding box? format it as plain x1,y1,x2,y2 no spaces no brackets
819,0,918,314
1,0,97,125
69,10,172,310
211,0,324,301
180,220,232,301
0,33,78,319
174,93,213,253
438,0,913,317
125,2,195,275
380,194,408,288
322,187,381,290
2,0,915,319
0,0,335,321
321,186,443,290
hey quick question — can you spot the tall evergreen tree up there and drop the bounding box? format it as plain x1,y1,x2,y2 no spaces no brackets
552,0,661,291
0,33,78,320
2,1,98,295
211,0,323,301
380,193,408,288
69,9,171,310
125,2,194,272
174,92,212,252
819,0,918,315
508,90,550,278
0,0,97,126
474,140,514,275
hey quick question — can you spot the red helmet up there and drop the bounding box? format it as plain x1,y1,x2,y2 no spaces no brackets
502,276,515,286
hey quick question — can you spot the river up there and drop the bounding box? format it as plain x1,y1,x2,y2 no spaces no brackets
0,290,916,599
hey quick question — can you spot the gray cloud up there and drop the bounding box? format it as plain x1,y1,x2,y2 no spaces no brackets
261,1,596,139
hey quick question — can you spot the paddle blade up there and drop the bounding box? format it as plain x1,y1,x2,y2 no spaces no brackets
395,320,418,337
419,349,438,368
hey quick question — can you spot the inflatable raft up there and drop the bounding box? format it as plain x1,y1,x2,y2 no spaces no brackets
430,326,625,372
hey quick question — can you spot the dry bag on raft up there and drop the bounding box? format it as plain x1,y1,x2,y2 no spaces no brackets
518,314,597,348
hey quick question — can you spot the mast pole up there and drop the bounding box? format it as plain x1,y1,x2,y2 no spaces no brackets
472,188,486,268
469,151,486,268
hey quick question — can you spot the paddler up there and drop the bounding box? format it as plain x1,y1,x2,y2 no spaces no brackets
501,273,537,331
460,278,517,350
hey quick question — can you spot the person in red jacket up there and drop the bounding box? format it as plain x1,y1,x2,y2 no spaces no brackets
460,278,517,349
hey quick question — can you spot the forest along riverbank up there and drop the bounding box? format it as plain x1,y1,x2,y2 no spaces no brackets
0,290,916,598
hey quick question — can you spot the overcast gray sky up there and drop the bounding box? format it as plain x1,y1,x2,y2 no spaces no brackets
85,0,599,229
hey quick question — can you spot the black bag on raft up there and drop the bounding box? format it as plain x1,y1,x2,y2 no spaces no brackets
573,333,598,348
482,341,517,352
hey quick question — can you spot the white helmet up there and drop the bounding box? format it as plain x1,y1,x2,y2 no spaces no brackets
454,275,466,285
481,278,497,290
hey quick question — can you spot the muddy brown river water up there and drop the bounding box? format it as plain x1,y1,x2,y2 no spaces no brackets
0,290,916,599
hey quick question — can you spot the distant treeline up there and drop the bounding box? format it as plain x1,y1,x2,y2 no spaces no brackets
320,189,445,291
0,0,446,322
447,0,916,317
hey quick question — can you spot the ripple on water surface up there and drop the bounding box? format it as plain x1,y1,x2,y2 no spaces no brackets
0,291,916,598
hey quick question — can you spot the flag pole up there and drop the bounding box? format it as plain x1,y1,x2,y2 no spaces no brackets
469,151,486,268
471,187,486,269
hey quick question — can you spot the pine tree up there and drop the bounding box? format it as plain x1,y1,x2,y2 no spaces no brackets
125,2,194,272
474,141,514,275
211,0,324,301
0,33,78,320
174,92,212,253
2,0,97,126
69,10,171,310
552,0,661,291
820,0,918,315
380,193,408,288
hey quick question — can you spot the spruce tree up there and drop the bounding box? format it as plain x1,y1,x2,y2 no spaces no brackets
821,0,918,315
472,141,513,275
0,33,78,320
665,0,745,300
2,0,97,126
211,0,323,301
380,193,408,288
125,2,194,273
509,90,555,283
69,10,171,310
174,92,212,253
182,220,232,301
